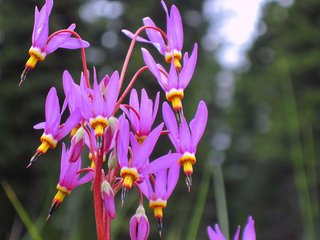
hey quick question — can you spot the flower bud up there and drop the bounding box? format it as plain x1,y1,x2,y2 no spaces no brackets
130,205,149,240
108,150,118,170
101,180,116,219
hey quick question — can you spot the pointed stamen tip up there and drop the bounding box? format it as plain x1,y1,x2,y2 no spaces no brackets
20,67,31,85
156,217,163,233
18,79,23,87
185,173,192,190
159,231,162,238
96,136,103,149
121,200,124,207
188,186,191,192
26,163,32,169
30,151,43,166
121,187,129,203
46,214,50,221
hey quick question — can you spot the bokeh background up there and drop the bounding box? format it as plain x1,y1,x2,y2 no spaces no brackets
1,0,319,239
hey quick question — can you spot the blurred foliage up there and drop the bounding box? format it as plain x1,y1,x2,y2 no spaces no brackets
0,0,319,240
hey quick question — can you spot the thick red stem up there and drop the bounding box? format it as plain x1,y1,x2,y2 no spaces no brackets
44,29,91,89
93,141,105,240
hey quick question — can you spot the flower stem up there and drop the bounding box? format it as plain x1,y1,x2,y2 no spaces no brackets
45,29,91,89
133,182,144,206
93,139,105,240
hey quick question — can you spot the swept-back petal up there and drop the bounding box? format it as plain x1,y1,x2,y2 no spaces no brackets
33,122,45,130
179,117,192,153
105,71,120,117
242,216,256,240
129,132,140,154
143,17,166,54
133,123,163,170
117,117,129,167
121,29,150,43
155,169,167,199
56,109,83,141
233,226,240,240
73,170,94,189
170,5,183,51
179,43,198,89
141,48,161,82
45,87,60,129
32,6,40,43
152,92,160,124
207,225,227,240
190,101,208,153
59,143,68,182
139,99,152,136
162,102,178,146
93,68,105,116
129,88,139,134
140,153,182,175
139,174,153,200
167,60,178,90
59,38,90,49
165,162,180,199
44,24,76,54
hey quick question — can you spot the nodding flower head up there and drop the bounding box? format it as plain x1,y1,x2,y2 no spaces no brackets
20,0,90,85
142,43,198,123
139,163,180,236
28,87,83,168
101,180,116,219
81,69,120,149
47,143,94,219
121,88,160,145
207,216,256,240
162,100,208,191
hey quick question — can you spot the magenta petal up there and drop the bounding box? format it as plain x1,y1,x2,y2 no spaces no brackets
141,48,161,81
179,117,192,153
242,216,256,240
143,17,166,54
61,157,81,189
59,143,68,182
117,117,129,167
139,174,153,200
170,5,183,51
33,122,45,130
73,170,94,189
45,87,60,129
139,99,152,136
154,169,167,199
129,89,139,134
137,216,149,240
121,29,150,43
32,6,40,43
167,59,178,90
56,109,83,141
130,132,140,154
190,101,208,153
59,38,90,49
44,24,76,54
133,123,163,170
233,226,241,240
93,68,105,116
162,102,179,147
179,43,198,89
165,162,180,199
140,153,182,175
103,192,116,219
152,91,160,124
207,225,227,240
105,71,120,117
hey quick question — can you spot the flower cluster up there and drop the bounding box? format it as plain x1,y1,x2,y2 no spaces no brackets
22,1,208,239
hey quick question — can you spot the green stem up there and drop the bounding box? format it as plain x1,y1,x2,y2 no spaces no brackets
279,57,315,240
212,164,229,240
2,180,42,240
186,161,211,240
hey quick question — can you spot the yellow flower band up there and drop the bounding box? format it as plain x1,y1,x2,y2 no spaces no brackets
37,133,57,154
178,152,197,174
150,198,167,218
165,49,182,69
135,135,147,145
120,167,139,190
166,88,184,111
90,116,108,136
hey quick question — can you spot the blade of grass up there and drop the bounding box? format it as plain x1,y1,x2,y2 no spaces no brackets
278,57,315,240
212,164,229,240
303,126,319,240
1,179,43,240
186,160,211,240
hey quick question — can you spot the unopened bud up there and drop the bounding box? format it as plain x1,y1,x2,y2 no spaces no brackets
130,205,149,240
108,149,118,170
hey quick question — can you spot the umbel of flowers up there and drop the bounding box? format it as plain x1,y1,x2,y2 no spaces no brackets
21,0,211,239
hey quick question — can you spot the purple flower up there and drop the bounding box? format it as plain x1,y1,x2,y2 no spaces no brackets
122,1,183,68
117,116,181,202
142,44,198,123
130,205,150,240
139,163,180,234
120,88,160,144
47,143,94,218
81,68,120,149
28,87,83,167
101,180,116,219
208,216,256,240
162,100,208,190
20,0,90,84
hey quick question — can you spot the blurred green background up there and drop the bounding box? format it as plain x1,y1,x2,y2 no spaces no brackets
0,0,319,239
